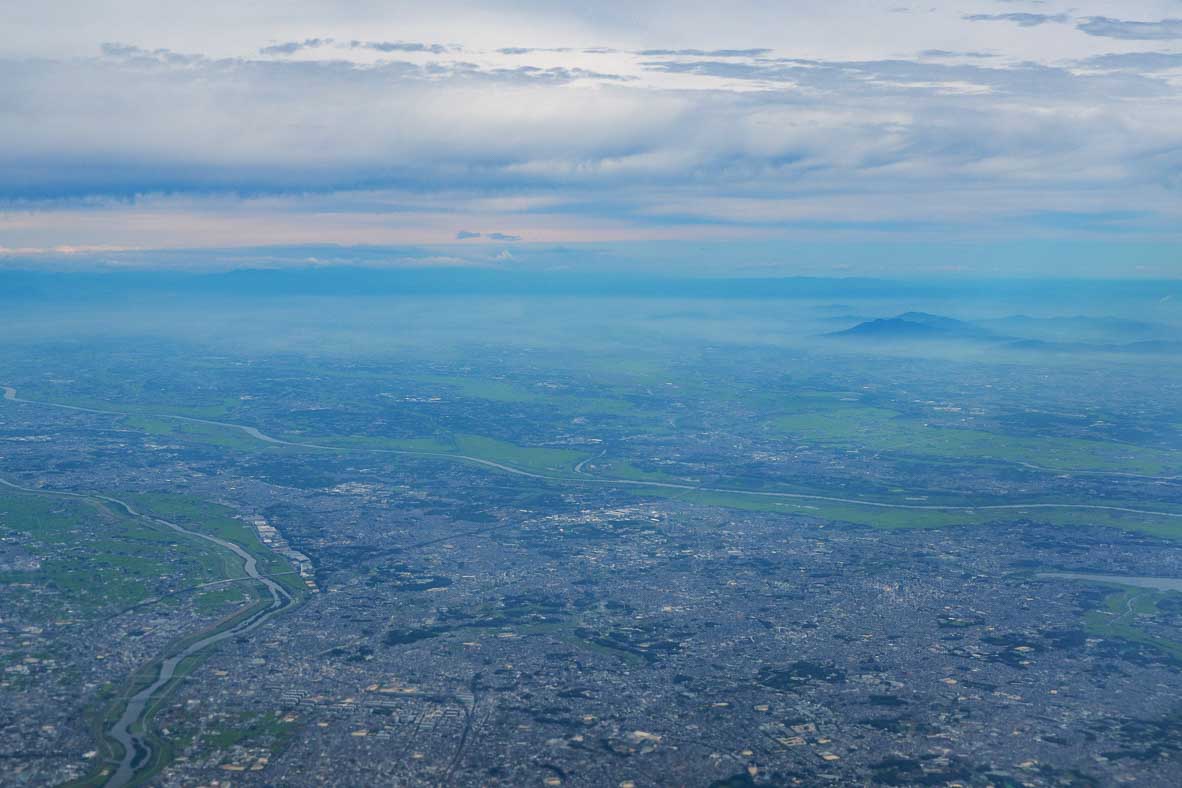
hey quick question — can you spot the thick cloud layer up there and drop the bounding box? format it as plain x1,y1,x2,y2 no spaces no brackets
1,1,1181,263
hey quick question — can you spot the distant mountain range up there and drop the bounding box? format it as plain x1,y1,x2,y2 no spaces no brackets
829,312,998,340
827,312,1182,354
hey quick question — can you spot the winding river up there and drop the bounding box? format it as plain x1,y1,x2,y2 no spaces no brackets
0,475,295,787
4,385,1181,520
2,384,1181,784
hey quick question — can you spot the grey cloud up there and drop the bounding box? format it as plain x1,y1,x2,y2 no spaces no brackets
2,45,1180,240
1077,17,1182,40
485,232,521,241
1081,51,1182,71
483,65,632,83
435,60,630,83
0,53,668,201
640,56,1169,100
638,48,772,57
456,230,481,239
100,42,204,65
963,13,1068,27
6,2,1182,247
100,43,146,57
920,49,997,59
497,47,573,55
260,38,333,56
350,40,450,54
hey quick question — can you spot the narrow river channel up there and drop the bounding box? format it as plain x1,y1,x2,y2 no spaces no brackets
0,476,295,787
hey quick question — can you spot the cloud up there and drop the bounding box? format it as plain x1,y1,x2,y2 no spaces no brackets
476,64,633,83
1081,51,1182,71
0,244,133,256
4,15,1182,253
260,38,332,56
919,49,996,59
99,42,203,64
1076,17,1182,40
637,48,772,57
497,47,573,55
3,48,1175,205
963,13,1068,27
639,56,1166,99
350,40,450,54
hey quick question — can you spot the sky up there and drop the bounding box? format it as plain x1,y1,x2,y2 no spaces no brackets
2,1,1182,276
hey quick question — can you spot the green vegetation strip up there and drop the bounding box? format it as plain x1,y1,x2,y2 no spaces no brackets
7,389,1182,540
0,484,304,787
1083,587,1182,661
773,406,1179,476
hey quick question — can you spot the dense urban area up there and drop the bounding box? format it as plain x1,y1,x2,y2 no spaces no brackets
3,286,1182,787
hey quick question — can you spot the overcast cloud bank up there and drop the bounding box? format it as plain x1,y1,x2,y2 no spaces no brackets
2,1,1180,274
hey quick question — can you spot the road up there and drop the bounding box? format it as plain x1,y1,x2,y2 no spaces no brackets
0,474,295,788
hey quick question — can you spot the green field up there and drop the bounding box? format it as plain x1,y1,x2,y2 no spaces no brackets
413,374,541,403
19,386,241,420
124,493,307,596
0,493,228,612
624,485,1182,539
200,710,297,753
0,488,309,788
410,373,642,416
1082,587,1182,661
122,415,271,451
586,459,686,484
86,405,1182,542
773,405,1180,475
298,431,589,474
0,487,309,613
452,434,586,473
